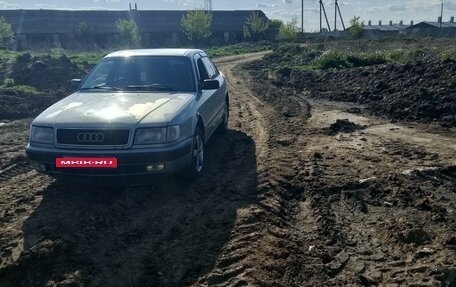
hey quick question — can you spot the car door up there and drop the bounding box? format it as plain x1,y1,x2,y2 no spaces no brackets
195,56,219,139
201,56,225,129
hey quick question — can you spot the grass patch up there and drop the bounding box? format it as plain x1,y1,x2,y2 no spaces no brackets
68,52,107,73
207,42,272,58
260,40,456,77
0,84,41,95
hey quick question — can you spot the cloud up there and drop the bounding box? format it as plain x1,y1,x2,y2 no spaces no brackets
70,6,117,10
322,0,350,6
183,0,194,7
282,0,292,4
398,0,456,12
257,2,279,9
367,4,407,14
443,1,456,10
161,0,194,7
92,0,119,2
0,1,20,9
33,3,57,8
271,9,300,17
388,4,407,12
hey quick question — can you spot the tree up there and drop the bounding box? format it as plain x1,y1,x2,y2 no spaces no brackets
278,18,299,41
349,16,364,39
244,11,269,41
268,19,283,40
181,9,212,43
75,22,93,47
116,18,141,48
0,16,14,49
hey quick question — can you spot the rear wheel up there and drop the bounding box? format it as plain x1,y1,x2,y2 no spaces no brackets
185,127,205,180
218,100,229,133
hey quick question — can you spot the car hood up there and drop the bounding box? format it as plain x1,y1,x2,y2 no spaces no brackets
33,91,194,126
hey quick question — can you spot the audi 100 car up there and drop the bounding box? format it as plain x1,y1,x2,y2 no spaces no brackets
26,49,229,180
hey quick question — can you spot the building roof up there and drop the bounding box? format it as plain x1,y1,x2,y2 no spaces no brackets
363,24,410,31
0,9,268,34
408,21,456,29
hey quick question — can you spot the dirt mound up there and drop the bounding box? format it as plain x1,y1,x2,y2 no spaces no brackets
0,53,85,120
0,89,60,120
290,59,456,126
10,53,83,91
326,119,365,135
246,46,456,127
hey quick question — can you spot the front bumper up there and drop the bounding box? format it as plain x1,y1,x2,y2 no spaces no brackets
26,138,192,177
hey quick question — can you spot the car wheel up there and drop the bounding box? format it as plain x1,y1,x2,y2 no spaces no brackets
218,100,229,133
185,127,205,180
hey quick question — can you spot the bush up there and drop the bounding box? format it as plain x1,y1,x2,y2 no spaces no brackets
314,51,352,69
0,17,14,49
181,9,212,43
244,11,269,41
116,19,141,48
349,16,364,39
347,52,388,67
278,18,299,41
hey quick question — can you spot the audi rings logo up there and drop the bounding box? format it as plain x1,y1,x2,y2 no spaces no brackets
77,132,105,143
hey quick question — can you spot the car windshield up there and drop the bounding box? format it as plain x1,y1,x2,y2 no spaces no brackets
80,56,195,92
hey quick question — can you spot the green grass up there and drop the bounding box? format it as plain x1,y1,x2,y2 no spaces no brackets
68,52,108,72
0,84,41,95
260,39,456,77
207,42,272,58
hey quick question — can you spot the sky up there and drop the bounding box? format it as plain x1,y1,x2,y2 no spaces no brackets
1,0,456,31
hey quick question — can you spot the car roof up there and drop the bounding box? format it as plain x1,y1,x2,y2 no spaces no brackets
105,49,205,58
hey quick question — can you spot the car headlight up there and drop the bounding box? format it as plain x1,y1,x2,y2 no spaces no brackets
134,125,181,144
30,126,54,144
167,125,180,142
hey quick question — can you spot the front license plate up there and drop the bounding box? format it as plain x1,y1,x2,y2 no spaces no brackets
56,157,118,168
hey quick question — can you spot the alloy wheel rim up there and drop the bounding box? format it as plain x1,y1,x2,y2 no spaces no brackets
193,135,204,173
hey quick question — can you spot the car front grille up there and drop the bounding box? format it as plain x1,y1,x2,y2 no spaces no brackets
56,129,130,146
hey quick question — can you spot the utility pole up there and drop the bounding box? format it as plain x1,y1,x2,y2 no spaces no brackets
332,0,346,31
336,0,346,30
320,0,322,32
440,2,444,28
320,0,331,32
301,0,304,33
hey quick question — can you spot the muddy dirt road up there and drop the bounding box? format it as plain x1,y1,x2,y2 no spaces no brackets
0,53,455,286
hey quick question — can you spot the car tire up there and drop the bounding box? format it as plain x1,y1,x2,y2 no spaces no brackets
217,100,229,134
185,127,205,180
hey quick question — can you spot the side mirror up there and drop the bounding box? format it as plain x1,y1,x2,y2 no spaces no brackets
201,79,220,90
71,79,82,89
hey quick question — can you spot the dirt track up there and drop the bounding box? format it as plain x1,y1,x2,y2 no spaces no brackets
0,53,455,286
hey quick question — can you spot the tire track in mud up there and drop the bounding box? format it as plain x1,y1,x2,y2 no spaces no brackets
0,170,52,270
208,53,456,286
0,162,31,183
200,54,329,286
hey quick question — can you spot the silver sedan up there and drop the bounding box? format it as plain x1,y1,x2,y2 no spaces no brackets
26,49,229,180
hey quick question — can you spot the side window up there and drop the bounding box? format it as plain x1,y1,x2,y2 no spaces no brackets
197,58,209,81
202,57,216,78
86,59,114,86
209,58,220,74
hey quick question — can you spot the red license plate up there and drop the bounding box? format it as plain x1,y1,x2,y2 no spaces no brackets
56,157,118,168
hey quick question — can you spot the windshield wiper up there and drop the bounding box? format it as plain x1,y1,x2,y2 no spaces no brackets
80,85,122,91
126,84,175,91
